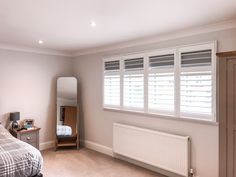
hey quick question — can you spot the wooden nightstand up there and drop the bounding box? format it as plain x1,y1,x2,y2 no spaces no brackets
10,127,40,150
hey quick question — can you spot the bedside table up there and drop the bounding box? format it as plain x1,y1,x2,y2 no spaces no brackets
10,127,40,150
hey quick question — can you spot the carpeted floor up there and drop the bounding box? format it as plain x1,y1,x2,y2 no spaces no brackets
41,148,166,177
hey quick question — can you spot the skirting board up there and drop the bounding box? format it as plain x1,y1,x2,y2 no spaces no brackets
83,140,113,157
39,140,55,151
83,140,182,177
38,139,111,153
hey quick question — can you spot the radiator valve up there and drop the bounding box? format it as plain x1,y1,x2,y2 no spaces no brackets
189,169,194,177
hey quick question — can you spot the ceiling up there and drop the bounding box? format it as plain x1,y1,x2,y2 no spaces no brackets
0,0,236,54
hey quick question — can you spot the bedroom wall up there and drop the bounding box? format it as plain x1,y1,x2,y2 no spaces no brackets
72,28,236,177
0,49,73,146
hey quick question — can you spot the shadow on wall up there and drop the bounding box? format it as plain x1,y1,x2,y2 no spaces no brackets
0,113,11,129
44,76,58,142
78,79,85,146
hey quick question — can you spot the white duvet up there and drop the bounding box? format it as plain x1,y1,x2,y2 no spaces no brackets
57,125,72,136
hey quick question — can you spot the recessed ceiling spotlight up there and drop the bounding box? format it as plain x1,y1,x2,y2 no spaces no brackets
38,40,44,44
90,21,96,28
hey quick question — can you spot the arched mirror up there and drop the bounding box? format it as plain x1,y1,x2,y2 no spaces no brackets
56,77,79,150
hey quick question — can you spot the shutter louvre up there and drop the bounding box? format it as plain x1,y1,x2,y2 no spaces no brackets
180,49,212,118
149,73,174,112
123,57,144,109
149,54,174,69
181,50,211,67
104,60,120,71
104,60,120,107
124,74,144,108
124,58,144,70
148,54,175,114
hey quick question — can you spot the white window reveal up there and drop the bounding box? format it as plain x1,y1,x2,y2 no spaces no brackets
148,53,175,115
123,56,144,110
103,60,121,107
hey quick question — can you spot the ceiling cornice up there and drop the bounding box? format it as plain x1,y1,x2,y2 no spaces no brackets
72,19,236,57
0,43,71,57
0,19,236,57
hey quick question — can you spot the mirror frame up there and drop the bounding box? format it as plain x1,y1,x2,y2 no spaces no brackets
56,77,79,150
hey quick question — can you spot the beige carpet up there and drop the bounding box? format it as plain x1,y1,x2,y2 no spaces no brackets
41,148,166,177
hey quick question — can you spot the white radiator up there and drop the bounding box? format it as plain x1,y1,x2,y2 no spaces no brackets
113,123,190,177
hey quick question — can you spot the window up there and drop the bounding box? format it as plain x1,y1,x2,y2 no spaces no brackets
148,52,175,115
179,48,213,120
123,56,144,110
103,42,216,122
103,59,120,107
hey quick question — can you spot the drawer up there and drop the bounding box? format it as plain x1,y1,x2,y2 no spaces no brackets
20,132,37,143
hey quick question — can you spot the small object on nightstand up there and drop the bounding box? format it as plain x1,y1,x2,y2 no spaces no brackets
23,119,35,129
10,126,41,150
10,112,20,130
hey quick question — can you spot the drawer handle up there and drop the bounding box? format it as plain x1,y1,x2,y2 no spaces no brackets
27,136,31,140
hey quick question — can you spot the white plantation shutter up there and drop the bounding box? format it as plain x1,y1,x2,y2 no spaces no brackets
123,57,144,109
148,54,175,114
181,72,212,114
180,49,213,119
104,60,120,107
103,42,216,122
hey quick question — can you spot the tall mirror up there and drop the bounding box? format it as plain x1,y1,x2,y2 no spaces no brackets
56,77,78,150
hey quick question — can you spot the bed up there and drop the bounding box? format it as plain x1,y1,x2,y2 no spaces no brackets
0,125,43,177
57,125,72,136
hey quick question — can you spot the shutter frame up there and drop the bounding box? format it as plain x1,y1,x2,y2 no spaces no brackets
103,42,217,122
148,52,175,114
178,42,216,120
123,54,145,110
103,58,121,108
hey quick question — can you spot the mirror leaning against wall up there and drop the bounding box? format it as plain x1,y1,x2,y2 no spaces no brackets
56,77,79,150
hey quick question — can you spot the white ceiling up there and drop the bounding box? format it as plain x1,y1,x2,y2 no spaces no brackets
0,0,236,53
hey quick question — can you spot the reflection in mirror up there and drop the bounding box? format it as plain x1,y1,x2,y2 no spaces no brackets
56,77,78,149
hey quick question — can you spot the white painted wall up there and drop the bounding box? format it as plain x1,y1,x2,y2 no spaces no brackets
72,28,236,177
0,49,73,144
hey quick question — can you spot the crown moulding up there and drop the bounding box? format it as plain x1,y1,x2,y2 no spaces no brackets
0,43,72,57
72,19,236,57
0,19,236,57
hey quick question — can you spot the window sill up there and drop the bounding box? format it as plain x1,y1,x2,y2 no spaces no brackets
103,107,218,126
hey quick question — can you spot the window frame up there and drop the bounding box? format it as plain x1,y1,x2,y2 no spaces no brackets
147,49,176,116
177,42,216,122
102,41,217,123
103,56,122,109
122,53,146,112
